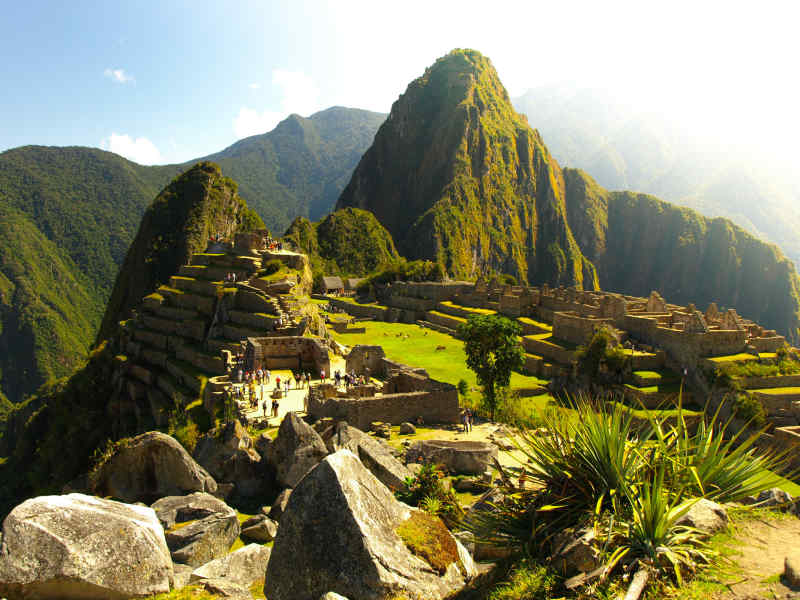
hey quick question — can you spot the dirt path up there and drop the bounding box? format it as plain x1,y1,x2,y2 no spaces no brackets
710,517,800,599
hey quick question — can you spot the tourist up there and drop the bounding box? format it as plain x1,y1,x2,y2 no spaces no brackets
265,369,271,384
237,368,243,383
461,410,469,433
465,408,473,433
320,368,326,382
272,398,279,417
284,379,289,394
263,400,268,417
275,375,281,391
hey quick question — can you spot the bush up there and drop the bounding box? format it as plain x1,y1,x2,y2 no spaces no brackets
395,463,463,526
262,259,282,276
574,327,628,380
457,378,469,397
488,559,556,600
731,392,766,427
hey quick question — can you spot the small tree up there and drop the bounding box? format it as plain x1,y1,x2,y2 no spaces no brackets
458,314,524,421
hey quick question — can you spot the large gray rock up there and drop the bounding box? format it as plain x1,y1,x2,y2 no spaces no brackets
190,543,271,586
193,420,266,497
0,493,173,599
406,440,498,475
152,492,233,529
166,504,240,567
265,450,476,600
266,412,329,488
676,498,728,534
323,422,413,490
552,527,600,575
197,578,252,599
90,431,217,503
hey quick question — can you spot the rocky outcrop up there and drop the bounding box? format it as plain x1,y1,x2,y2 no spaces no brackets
193,420,266,498
90,431,217,504
406,439,497,475
266,412,329,488
166,502,240,567
322,422,412,490
676,498,728,534
190,543,271,587
269,488,292,522
265,450,476,600
151,492,233,530
0,493,173,599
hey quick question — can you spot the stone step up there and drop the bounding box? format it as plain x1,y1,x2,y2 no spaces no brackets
180,264,250,282
151,304,200,322
191,253,261,272
169,275,222,298
157,286,217,316
228,310,280,331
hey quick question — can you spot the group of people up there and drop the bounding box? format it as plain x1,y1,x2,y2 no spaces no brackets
263,233,283,252
461,408,473,433
224,272,239,283
332,369,369,389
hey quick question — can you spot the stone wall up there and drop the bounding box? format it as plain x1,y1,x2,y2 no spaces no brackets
737,375,800,389
328,298,387,320
552,311,614,346
245,336,330,375
345,345,386,376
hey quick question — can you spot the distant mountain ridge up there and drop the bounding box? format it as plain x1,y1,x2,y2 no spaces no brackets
512,86,800,266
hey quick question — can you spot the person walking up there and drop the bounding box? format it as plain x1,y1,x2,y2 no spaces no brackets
465,408,473,433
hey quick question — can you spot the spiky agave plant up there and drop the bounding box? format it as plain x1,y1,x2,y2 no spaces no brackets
465,395,648,554
646,396,793,503
614,465,712,585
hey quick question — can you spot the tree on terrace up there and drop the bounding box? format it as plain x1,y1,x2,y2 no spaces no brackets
458,314,524,421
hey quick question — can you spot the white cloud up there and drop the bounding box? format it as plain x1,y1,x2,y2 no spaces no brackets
101,133,161,164
233,107,284,139
248,83,261,89
103,68,134,84
233,69,322,139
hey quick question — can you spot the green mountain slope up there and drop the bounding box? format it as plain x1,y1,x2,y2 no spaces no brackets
201,106,386,232
337,49,597,288
284,207,400,281
98,162,263,341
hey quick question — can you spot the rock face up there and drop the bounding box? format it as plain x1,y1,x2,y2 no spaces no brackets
406,439,497,475
166,504,241,567
151,492,233,529
266,412,329,488
265,450,476,600
193,420,266,497
241,515,278,543
323,422,412,490
785,556,800,588
190,543,271,587
269,489,292,522
91,431,217,503
0,493,173,599
676,498,729,534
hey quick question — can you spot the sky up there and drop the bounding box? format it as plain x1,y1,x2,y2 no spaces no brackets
0,0,797,166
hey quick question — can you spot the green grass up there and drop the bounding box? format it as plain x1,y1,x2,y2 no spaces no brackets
328,321,548,401
428,309,466,322
334,296,389,310
633,370,665,380
517,317,552,330
751,386,800,395
440,300,496,315
624,381,683,395
708,353,761,364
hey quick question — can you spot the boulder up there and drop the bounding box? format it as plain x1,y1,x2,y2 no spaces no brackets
193,420,265,497
173,563,194,590
323,422,413,490
406,440,498,475
552,527,600,575
255,432,272,456
266,412,329,488
269,488,292,522
745,487,795,511
190,543,271,586
151,492,233,529
0,493,173,599
400,422,417,435
676,498,728,534
241,515,278,543
166,504,240,566
265,450,476,600
785,556,800,588
90,431,217,504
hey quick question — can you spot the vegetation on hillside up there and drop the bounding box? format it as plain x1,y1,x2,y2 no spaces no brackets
0,205,102,402
337,49,596,288
97,162,263,341
283,207,400,287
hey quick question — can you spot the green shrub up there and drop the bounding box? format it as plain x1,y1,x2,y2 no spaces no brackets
395,463,463,526
457,378,469,397
731,392,766,428
574,327,628,380
488,559,556,600
262,259,282,276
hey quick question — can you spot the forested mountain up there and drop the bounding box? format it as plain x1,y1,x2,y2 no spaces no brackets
0,108,384,402
513,86,800,266
336,49,800,336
